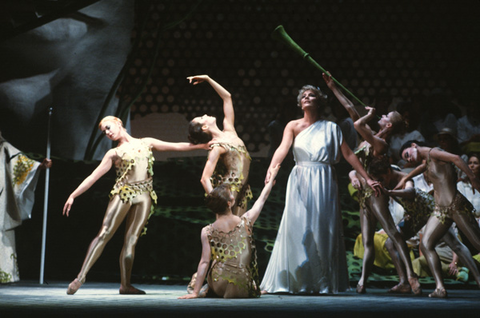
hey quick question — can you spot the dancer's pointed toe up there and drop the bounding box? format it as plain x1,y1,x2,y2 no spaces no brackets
67,278,83,295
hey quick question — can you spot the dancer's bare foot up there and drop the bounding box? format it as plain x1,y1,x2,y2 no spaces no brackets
260,290,268,295
67,278,83,295
119,285,146,295
408,276,422,295
429,288,447,298
356,284,366,294
387,282,411,294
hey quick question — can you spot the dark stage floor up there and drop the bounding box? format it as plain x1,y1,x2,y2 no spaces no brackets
1,281,479,318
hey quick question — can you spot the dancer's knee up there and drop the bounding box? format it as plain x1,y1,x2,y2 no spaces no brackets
419,240,434,254
97,226,114,243
363,236,374,250
122,234,139,254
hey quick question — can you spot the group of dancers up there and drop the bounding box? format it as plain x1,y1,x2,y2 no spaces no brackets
62,73,480,299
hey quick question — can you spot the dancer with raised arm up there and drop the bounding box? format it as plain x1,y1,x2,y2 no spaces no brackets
367,156,480,293
63,116,207,295
179,164,280,299
260,84,380,295
324,72,422,294
187,75,252,217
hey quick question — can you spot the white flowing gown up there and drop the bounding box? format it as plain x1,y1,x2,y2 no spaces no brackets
1,138,41,283
260,120,349,294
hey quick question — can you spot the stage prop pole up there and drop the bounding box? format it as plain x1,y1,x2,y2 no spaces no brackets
40,106,52,284
272,25,366,107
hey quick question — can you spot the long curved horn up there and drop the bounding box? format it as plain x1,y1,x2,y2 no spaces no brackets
271,25,311,60
272,25,366,107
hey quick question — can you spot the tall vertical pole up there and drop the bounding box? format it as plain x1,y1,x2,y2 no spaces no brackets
40,107,52,284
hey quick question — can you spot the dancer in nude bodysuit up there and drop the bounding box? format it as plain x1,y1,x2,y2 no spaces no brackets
398,142,480,297
63,116,207,295
367,156,480,293
323,73,422,294
179,165,280,299
187,75,252,217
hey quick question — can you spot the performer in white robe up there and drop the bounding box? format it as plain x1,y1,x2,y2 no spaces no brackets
260,85,379,294
0,133,45,283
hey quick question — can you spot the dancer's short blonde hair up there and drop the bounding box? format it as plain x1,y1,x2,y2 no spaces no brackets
98,116,124,129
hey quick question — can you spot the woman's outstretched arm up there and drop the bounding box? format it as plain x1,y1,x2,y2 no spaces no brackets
187,75,235,132
178,227,211,299
393,162,427,190
265,121,295,184
200,146,226,194
143,137,209,152
430,148,480,192
244,164,280,225
323,72,360,122
63,148,115,216
341,141,381,196
354,107,388,156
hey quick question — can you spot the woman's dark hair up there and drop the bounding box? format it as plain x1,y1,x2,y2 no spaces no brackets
463,153,480,182
398,140,427,159
188,120,213,145
467,152,480,162
368,156,392,178
205,183,232,215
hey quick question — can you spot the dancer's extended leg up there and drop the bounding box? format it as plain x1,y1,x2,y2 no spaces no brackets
420,216,451,298
119,192,151,295
356,202,376,293
386,218,421,293
67,196,132,295
370,194,422,295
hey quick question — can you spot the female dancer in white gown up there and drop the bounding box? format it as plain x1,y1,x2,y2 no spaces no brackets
261,85,379,294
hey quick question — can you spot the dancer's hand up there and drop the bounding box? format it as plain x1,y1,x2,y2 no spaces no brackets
351,178,361,190
448,261,458,276
366,179,381,197
39,158,52,169
349,170,361,189
187,75,210,85
264,170,271,184
322,72,335,90
264,165,279,184
63,196,74,217
193,142,211,150
178,293,199,299
378,186,392,196
267,164,281,185
365,106,376,115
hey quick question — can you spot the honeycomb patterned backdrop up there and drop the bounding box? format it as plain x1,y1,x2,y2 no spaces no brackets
122,0,479,154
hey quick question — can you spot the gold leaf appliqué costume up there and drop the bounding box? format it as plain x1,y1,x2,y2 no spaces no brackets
206,216,260,298
109,141,157,235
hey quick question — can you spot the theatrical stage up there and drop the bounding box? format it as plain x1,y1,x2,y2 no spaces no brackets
2,2,480,317
1,281,480,318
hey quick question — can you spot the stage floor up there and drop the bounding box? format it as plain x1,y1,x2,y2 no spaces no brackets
1,281,479,317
